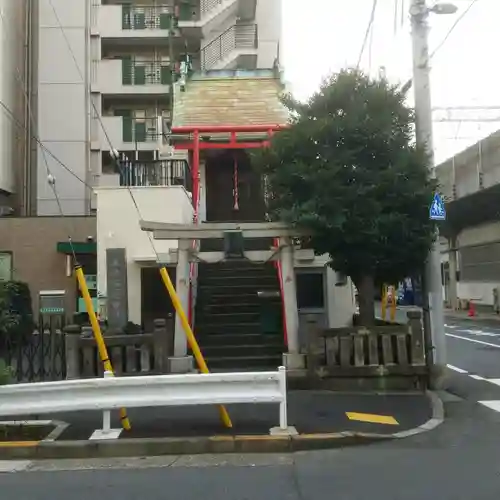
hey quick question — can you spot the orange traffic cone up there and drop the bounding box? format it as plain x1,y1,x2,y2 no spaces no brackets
468,300,476,317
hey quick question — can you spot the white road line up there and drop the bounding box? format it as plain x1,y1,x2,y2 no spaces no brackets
483,379,500,387
479,401,500,413
469,374,486,381
446,333,500,348
447,364,468,374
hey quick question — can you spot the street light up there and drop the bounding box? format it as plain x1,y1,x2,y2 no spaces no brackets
429,3,458,15
401,2,458,93
409,0,457,389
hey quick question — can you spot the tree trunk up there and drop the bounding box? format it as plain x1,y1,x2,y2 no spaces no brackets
355,274,376,326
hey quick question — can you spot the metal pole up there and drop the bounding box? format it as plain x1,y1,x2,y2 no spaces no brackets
410,0,446,388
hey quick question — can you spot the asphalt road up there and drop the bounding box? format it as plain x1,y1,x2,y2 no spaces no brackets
445,316,500,409
3,399,500,500
4,312,500,498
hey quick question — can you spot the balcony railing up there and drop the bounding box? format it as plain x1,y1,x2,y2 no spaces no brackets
119,117,159,143
117,159,192,189
201,23,257,70
122,4,174,30
121,58,172,85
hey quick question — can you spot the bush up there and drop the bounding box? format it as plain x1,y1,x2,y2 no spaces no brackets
0,281,35,349
0,359,13,385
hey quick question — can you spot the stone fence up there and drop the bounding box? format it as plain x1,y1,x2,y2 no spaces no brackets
64,318,174,379
305,310,427,390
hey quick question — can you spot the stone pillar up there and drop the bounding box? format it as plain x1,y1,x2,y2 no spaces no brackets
448,236,458,310
279,237,304,369
64,324,82,379
170,238,193,373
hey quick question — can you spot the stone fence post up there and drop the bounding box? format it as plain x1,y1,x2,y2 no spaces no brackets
64,324,82,379
406,310,425,366
153,318,174,374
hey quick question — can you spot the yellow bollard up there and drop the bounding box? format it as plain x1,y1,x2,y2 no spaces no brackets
75,266,131,431
159,266,233,428
390,285,397,323
381,285,387,321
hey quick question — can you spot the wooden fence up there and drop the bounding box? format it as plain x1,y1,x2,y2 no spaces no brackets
64,318,174,379
305,310,427,389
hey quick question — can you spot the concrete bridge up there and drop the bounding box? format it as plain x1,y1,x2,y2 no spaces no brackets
436,129,500,312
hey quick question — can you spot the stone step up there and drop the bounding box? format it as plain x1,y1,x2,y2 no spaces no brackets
196,322,261,335
198,302,261,315
199,344,284,359
196,332,283,347
202,354,283,371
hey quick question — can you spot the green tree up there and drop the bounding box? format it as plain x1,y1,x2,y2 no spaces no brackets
253,69,436,325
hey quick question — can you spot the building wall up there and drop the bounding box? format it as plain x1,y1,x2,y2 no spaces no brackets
454,221,500,307
96,186,194,323
36,0,90,215
255,0,282,67
0,215,96,314
0,0,26,199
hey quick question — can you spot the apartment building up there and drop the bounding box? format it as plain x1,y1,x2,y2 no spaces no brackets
0,0,28,214
32,0,282,216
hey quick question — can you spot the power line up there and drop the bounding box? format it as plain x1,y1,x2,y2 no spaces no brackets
0,9,92,211
47,0,165,261
401,0,481,92
429,0,481,60
357,0,378,69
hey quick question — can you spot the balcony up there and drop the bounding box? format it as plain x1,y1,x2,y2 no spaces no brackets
96,116,161,151
201,23,258,70
94,58,172,96
96,1,238,40
101,159,192,189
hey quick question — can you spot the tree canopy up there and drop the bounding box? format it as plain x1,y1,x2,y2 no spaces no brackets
253,69,436,323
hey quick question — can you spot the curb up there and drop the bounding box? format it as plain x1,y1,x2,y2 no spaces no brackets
0,391,444,459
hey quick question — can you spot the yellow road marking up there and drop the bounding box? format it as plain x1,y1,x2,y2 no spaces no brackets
346,412,399,425
0,441,39,447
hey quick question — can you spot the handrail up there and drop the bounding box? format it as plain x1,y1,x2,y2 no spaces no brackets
188,180,202,326
200,23,257,70
274,237,288,347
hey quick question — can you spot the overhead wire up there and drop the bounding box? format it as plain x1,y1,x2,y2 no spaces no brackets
46,0,161,261
0,6,81,262
401,0,481,92
356,0,378,69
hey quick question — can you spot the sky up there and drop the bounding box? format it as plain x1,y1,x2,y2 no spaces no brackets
282,0,500,164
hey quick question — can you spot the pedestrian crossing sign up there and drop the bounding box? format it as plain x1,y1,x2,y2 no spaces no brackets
429,192,446,221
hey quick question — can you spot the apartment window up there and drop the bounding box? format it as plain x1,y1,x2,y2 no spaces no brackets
296,269,325,310
0,252,13,281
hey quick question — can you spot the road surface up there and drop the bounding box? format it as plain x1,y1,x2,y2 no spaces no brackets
445,316,500,412
3,314,500,498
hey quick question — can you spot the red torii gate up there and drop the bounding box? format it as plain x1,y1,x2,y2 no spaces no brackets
171,124,288,344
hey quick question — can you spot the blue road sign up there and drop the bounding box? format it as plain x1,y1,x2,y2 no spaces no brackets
429,192,446,221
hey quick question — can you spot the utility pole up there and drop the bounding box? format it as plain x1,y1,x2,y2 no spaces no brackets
410,0,447,388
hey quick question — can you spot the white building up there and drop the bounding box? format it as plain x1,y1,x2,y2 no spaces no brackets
0,0,28,212
32,0,282,216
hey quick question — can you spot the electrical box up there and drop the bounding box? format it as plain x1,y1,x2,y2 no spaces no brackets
39,290,65,315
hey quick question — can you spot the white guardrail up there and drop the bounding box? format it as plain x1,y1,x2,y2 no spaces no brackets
0,367,289,439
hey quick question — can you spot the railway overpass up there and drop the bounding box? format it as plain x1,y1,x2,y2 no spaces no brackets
437,129,500,312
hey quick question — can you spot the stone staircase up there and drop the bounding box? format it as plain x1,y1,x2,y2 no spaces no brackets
194,260,284,371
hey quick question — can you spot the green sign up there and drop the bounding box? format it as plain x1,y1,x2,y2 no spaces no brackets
40,306,64,314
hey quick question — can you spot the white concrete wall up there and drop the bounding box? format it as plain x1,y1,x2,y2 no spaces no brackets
255,0,281,67
296,254,356,329
37,0,90,215
0,0,24,194
96,186,194,323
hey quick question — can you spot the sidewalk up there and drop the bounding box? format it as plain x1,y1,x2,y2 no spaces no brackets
444,308,500,324
0,390,442,458
376,302,500,326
